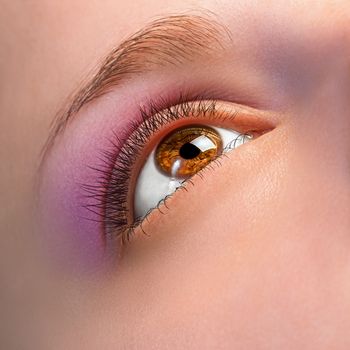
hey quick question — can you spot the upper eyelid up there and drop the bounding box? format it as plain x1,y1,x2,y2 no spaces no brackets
40,12,232,166
100,98,275,240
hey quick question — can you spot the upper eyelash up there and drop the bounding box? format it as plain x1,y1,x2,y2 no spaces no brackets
81,95,241,244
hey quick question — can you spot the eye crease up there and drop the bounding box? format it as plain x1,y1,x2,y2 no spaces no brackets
134,125,251,219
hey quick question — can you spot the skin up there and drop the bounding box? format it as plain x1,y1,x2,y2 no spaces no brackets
1,0,350,349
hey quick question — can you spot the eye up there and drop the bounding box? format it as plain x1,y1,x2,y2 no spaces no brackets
102,99,269,243
39,95,274,268
134,124,251,219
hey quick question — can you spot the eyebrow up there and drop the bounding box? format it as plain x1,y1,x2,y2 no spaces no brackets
42,13,231,158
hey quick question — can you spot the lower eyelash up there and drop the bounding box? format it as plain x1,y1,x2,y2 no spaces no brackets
126,149,228,240
81,95,242,244
128,132,252,242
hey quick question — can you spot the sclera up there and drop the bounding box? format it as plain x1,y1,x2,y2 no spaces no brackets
134,125,251,219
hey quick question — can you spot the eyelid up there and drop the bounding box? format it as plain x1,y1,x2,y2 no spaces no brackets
95,98,275,243
130,100,274,175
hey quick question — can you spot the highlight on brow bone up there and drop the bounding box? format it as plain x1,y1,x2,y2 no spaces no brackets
41,13,230,160
74,14,228,110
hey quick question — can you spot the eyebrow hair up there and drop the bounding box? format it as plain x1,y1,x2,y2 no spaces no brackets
42,13,231,158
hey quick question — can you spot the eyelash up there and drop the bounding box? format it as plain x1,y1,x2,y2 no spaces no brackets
82,95,247,244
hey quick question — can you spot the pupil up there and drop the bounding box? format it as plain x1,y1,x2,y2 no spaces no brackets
179,142,201,159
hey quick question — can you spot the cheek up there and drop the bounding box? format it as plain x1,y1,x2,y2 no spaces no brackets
109,127,350,347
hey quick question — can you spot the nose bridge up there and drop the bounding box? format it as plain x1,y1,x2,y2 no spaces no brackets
285,88,350,215
290,6,350,182
283,16,350,133
303,56,350,127
283,25,350,183
293,58,350,168
262,9,350,115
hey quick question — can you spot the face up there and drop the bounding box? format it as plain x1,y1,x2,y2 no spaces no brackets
1,0,350,348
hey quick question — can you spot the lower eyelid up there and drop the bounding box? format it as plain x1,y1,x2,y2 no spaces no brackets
123,128,264,244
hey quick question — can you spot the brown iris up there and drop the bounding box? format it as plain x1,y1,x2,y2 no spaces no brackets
155,125,223,178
